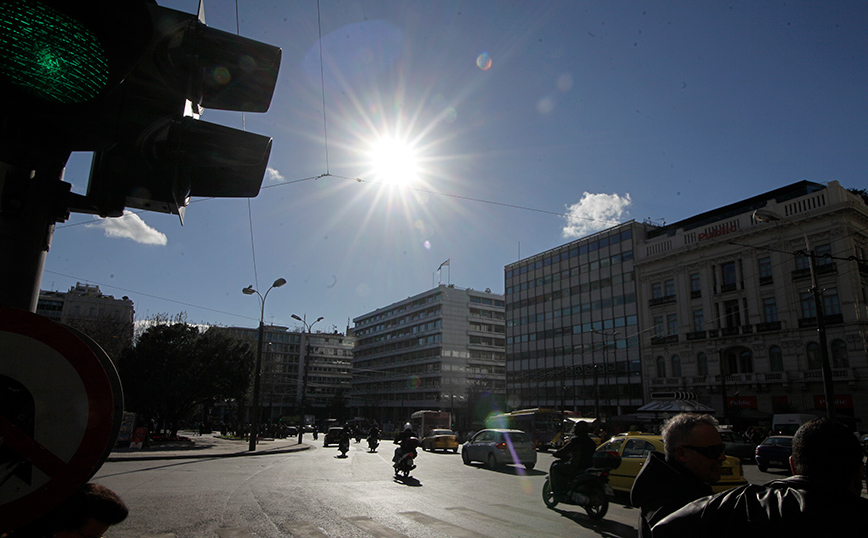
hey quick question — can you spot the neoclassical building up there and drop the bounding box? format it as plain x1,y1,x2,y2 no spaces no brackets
634,180,868,427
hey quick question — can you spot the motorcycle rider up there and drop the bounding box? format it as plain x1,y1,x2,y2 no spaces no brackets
338,426,351,454
551,421,597,500
393,423,415,463
368,424,381,451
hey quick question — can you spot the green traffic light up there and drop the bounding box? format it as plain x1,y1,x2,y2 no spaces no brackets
0,0,109,104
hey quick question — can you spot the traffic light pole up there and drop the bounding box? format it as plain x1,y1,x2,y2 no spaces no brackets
0,161,70,311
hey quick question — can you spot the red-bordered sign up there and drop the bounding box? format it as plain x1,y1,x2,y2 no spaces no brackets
0,307,120,533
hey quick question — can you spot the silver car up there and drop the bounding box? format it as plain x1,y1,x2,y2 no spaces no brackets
461,429,537,470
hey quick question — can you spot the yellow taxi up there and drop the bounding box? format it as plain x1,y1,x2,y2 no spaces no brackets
420,428,459,453
595,432,747,494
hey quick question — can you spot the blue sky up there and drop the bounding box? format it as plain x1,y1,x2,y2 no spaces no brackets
45,0,868,333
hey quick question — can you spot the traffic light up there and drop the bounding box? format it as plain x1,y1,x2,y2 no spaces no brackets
79,2,281,222
0,0,282,222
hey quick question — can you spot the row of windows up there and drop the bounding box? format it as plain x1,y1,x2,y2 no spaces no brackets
354,304,442,336
354,292,442,328
469,296,505,307
506,250,634,294
652,287,841,336
508,293,637,328
505,228,634,279
653,340,850,378
353,346,441,370
356,319,442,347
508,315,639,344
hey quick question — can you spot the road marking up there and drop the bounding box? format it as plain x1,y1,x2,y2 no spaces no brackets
347,516,410,538
216,529,255,538
278,522,329,537
399,511,493,538
447,507,561,538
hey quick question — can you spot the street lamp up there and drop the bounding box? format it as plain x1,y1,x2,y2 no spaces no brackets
753,209,836,419
242,277,286,451
292,313,324,438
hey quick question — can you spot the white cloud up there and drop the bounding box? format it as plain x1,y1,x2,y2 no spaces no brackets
562,192,632,238
265,167,285,183
87,211,168,245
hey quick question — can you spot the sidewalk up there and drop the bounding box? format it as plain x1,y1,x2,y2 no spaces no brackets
107,432,311,462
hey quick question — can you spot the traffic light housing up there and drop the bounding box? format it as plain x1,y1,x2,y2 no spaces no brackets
0,0,282,222
79,2,282,222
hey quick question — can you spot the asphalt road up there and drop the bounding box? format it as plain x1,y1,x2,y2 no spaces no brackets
94,441,642,538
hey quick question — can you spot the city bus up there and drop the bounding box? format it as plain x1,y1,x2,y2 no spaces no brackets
487,408,565,451
409,410,452,438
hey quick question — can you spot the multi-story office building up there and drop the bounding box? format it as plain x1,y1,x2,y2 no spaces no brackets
220,325,353,422
634,180,868,425
504,222,646,420
37,282,135,357
351,285,506,430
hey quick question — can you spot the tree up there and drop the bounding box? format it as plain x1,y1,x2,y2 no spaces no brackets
848,187,868,205
119,322,254,437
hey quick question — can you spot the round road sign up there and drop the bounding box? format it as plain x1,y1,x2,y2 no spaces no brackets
0,307,122,533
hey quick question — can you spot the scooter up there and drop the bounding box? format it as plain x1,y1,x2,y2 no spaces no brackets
393,437,420,477
367,435,379,452
338,437,350,457
542,467,611,519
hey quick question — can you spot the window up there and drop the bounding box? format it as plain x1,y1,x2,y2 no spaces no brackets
664,279,675,297
652,282,663,299
739,348,754,373
823,288,840,316
690,273,701,293
671,355,682,377
806,342,822,370
762,297,778,323
723,299,740,328
800,291,816,319
696,352,708,376
769,345,784,372
831,339,849,368
653,316,664,338
722,261,737,287
656,356,666,378
758,256,772,283
815,244,833,266
666,314,678,336
692,309,704,332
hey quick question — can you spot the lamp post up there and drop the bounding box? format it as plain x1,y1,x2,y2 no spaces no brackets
292,313,324,438
753,209,836,419
242,277,287,451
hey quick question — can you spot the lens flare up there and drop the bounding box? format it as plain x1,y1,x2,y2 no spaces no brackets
476,52,492,70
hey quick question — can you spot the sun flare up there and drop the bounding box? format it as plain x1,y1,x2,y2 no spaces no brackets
369,137,420,186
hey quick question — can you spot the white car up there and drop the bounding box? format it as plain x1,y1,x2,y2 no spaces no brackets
461,429,537,470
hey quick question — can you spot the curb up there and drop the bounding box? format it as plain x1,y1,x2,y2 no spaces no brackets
106,443,311,462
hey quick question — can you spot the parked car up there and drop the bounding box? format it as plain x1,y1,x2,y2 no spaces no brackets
718,429,756,461
461,429,537,470
323,427,344,447
755,435,793,473
421,429,459,452
595,432,747,494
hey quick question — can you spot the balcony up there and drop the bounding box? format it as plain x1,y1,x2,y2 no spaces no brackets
685,330,707,341
690,290,702,299
721,326,739,337
792,263,837,281
718,283,738,294
756,321,782,333
650,334,679,345
798,313,844,328
649,295,676,307
759,275,774,286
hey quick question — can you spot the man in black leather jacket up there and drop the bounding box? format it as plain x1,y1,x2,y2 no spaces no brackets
652,418,868,538
551,421,597,497
630,413,726,538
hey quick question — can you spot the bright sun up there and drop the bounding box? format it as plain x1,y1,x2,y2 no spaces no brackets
369,137,419,186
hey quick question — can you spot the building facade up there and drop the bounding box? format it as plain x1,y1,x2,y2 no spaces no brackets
351,285,506,430
220,325,353,423
37,282,135,357
504,222,646,421
634,180,868,427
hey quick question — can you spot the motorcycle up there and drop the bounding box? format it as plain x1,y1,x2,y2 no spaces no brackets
367,435,380,452
541,451,621,520
393,436,420,477
338,437,350,457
